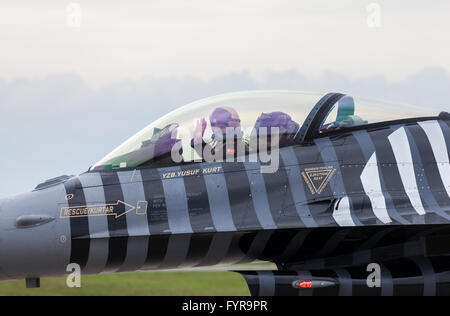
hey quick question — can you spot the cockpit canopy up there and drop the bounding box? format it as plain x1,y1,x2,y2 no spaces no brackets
91,91,442,171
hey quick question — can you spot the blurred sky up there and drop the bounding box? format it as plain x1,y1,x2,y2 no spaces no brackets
1,0,450,196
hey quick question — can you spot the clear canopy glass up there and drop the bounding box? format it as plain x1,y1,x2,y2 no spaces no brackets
91,91,323,170
319,95,443,133
91,91,445,171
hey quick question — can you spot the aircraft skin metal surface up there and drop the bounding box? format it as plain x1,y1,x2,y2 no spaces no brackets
0,92,449,296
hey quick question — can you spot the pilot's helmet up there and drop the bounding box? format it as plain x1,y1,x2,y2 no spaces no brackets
254,112,299,136
210,107,241,128
210,107,242,139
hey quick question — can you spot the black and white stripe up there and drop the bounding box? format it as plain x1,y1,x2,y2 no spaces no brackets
100,172,129,272
64,177,90,271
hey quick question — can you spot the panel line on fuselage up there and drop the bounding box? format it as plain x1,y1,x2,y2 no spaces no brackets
408,124,450,210
354,129,406,224
418,120,450,199
78,173,109,274
201,162,237,232
364,127,411,224
360,153,391,224
404,125,450,223
388,126,426,216
222,163,262,231
64,177,91,271
100,172,129,272
158,166,193,234
280,147,317,227
140,168,170,234
315,137,362,227
117,170,149,272
244,161,277,230
332,134,379,225
181,164,216,233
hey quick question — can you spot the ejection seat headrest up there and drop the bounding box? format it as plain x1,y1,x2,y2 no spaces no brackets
336,96,355,121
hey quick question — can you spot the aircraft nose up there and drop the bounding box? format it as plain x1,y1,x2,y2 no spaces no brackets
0,188,72,280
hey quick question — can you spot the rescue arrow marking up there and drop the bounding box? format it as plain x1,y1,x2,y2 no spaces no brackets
60,200,148,219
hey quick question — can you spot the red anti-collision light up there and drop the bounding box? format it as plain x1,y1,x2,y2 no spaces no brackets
292,279,338,289
297,281,312,288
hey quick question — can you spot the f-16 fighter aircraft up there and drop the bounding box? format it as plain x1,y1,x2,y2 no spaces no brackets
0,91,449,296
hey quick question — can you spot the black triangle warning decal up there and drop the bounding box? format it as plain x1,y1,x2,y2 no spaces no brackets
301,166,336,195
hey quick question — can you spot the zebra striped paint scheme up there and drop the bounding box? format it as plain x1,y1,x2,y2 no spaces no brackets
54,119,450,290
237,257,450,297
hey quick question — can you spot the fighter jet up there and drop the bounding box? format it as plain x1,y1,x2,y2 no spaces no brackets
0,91,449,296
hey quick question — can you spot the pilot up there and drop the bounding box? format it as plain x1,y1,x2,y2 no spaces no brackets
253,112,300,148
192,106,248,161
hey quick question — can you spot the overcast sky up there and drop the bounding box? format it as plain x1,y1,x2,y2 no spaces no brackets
2,0,450,85
1,0,450,196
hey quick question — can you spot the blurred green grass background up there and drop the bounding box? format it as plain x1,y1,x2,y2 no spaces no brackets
0,271,250,296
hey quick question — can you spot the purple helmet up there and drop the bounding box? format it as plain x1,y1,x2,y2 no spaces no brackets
254,112,299,136
210,106,241,128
